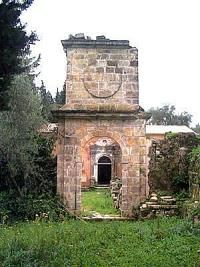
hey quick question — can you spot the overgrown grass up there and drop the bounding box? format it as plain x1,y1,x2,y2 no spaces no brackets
81,189,119,216
0,218,200,266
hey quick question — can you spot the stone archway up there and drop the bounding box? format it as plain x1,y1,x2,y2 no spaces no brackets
81,136,122,188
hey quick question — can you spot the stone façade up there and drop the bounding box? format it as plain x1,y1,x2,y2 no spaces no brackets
53,34,150,216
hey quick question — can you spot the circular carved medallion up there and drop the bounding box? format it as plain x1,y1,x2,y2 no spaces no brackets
83,56,122,98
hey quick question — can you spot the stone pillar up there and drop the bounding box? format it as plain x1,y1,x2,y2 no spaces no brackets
57,120,65,199
75,161,82,214
121,160,129,215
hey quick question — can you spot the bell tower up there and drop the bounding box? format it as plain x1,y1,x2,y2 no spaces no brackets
60,34,139,112
53,34,150,216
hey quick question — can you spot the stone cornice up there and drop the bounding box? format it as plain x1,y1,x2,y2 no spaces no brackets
52,109,151,120
61,39,133,51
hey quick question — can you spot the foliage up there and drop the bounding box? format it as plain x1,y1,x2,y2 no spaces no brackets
192,123,200,134
54,82,66,105
82,189,119,216
148,104,192,126
191,202,200,219
0,70,57,222
31,134,57,196
38,80,66,122
165,132,178,140
0,134,57,222
0,74,44,196
0,0,37,110
0,192,66,223
0,218,199,266
148,133,200,194
38,80,55,121
189,201,200,217
178,200,200,220
0,133,57,196
189,145,200,184
188,146,200,201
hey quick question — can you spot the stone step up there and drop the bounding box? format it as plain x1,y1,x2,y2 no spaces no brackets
145,204,178,209
160,196,174,200
160,198,176,203
94,186,110,189
145,201,158,205
82,216,135,221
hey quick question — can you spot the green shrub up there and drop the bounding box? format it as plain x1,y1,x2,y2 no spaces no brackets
0,134,57,197
189,201,200,217
0,191,67,223
178,200,200,220
165,132,178,140
189,146,200,201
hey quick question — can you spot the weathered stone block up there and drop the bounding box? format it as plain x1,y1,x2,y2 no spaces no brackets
107,60,118,67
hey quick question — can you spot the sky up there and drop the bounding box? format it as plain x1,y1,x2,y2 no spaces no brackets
21,0,200,126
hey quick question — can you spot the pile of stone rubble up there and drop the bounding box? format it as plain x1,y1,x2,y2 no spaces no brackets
110,178,122,209
140,193,178,218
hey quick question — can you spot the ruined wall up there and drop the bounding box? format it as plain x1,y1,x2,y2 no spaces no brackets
148,133,200,194
57,117,148,216
55,35,149,216
188,145,200,201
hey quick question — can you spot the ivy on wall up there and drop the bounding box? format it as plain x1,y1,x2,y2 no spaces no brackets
148,133,200,195
189,145,200,200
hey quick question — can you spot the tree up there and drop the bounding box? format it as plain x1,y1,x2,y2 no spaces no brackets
0,0,37,110
0,73,43,196
148,105,192,126
192,123,200,134
39,80,54,121
55,88,61,104
54,82,66,105
59,83,66,104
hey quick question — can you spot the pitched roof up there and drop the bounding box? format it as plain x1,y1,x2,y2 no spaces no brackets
146,125,195,135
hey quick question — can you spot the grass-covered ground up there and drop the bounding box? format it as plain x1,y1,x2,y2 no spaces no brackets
81,188,119,216
0,218,200,266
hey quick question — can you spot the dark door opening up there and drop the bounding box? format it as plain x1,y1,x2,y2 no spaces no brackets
98,156,111,185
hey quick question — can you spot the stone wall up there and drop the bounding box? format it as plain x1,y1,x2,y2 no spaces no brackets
188,145,200,201
60,47,139,112
148,133,200,194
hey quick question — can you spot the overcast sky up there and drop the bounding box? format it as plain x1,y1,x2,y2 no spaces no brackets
21,0,200,125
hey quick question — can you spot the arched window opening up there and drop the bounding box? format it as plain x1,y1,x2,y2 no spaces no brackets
98,156,111,164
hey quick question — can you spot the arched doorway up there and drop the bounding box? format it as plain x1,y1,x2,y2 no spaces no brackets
98,156,111,185
81,137,122,187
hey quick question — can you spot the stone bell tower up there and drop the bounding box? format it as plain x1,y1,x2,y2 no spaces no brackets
53,34,150,216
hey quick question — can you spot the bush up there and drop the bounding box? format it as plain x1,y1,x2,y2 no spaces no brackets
178,199,200,221
0,134,60,223
0,134,57,196
0,191,67,223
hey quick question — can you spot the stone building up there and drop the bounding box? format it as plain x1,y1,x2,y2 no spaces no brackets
53,34,150,216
